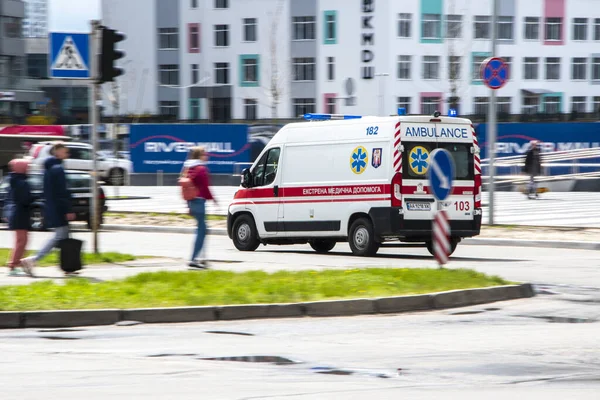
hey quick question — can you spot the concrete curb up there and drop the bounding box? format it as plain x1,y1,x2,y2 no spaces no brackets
99,225,600,250
0,284,534,330
463,237,600,251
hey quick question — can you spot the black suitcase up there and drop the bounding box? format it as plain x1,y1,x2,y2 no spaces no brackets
58,237,84,273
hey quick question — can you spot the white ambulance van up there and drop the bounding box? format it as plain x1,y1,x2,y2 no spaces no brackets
227,112,482,257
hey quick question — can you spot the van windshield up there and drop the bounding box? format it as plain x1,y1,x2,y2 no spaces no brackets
403,142,473,180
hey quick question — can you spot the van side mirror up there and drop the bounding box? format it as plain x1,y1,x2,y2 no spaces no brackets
241,168,252,188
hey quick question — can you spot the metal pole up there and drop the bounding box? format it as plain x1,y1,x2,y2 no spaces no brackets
90,20,100,253
488,0,498,225
113,81,120,197
375,73,389,116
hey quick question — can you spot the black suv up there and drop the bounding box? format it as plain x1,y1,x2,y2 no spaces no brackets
0,170,107,230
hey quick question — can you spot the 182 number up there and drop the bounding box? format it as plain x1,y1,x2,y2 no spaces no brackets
366,126,379,135
454,201,471,211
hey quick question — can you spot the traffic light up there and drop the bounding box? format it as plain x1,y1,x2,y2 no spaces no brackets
98,26,126,84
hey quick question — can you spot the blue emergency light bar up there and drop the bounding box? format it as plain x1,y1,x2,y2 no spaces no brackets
448,108,458,117
397,108,407,116
303,113,362,121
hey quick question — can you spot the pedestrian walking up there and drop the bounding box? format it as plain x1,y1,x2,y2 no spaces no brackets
21,142,75,276
180,146,217,269
4,159,33,276
523,140,542,199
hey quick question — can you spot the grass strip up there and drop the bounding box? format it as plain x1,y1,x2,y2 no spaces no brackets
0,248,136,268
0,268,509,311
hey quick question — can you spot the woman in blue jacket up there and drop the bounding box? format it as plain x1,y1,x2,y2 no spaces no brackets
5,159,33,276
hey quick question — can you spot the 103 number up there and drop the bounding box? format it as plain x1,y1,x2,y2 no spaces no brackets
366,126,379,135
454,201,471,211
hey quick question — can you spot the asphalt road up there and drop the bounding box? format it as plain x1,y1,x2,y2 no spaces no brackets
1,285,598,399
105,186,600,228
0,229,599,288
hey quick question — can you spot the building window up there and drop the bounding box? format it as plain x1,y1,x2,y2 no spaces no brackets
571,57,587,80
160,101,179,117
446,15,462,38
158,28,179,50
422,56,440,80
595,18,600,40
215,0,228,9
571,96,586,113
421,97,439,115
191,0,197,8
293,57,316,81
243,18,257,42
572,18,588,41
327,57,335,81
472,55,488,81
293,16,316,40
545,57,561,80
159,64,179,85
497,16,514,40
545,17,562,41
397,97,411,114
397,55,411,79
324,11,337,44
241,56,259,84
189,24,200,52
215,24,229,47
592,57,600,81
326,96,336,114
422,13,441,39
524,57,539,80
474,16,491,39
501,56,512,78
190,99,200,120
473,97,489,115
522,96,540,114
293,98,316,116
593,96,600,113
524,17,540,40
497,97,511,114
215,62,229,84
398,13,412,38
4,17,22,38
191,64,199,84
543,96,561,114
449,56,461,80
244,99,258,120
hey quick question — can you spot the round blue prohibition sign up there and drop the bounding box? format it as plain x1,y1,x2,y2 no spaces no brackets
427,149,455,201
481,57,509,90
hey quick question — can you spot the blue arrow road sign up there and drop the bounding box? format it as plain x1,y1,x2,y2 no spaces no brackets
428,149,455,201
49,32,90,79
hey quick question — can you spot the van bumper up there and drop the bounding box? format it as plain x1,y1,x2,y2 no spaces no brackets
369,207,482,242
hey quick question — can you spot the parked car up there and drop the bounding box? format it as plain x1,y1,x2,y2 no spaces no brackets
27,141,133,185
0,170,107,231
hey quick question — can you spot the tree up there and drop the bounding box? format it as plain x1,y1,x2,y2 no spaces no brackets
266,0,286,119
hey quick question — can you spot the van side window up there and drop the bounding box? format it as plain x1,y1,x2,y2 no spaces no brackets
252,147,280,187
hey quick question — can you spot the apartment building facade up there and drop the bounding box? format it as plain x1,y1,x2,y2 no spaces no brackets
101,0,600,120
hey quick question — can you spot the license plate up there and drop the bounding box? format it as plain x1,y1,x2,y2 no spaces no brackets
406,201,431,211
78,200,87,205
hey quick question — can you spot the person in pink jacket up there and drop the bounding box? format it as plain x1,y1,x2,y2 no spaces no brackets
183,147,218,268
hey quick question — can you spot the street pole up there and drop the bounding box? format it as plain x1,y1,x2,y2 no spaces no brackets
113,81,120,198
487,0,498,225
375,73,389,116
90,20,100,253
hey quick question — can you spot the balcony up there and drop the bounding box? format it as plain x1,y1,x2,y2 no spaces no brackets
0,75,41,91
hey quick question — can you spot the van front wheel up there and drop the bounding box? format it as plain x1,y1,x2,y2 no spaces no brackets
349,218,380,257
232,215,260,252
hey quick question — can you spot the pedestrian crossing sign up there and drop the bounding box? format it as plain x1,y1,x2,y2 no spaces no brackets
49,32,90,79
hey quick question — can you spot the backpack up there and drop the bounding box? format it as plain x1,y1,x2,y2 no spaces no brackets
179,167,197,201
2,179,15,223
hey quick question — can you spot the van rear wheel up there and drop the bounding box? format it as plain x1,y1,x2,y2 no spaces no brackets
309,239,336,254
349,217,380,257
232,215,260,252
426,238,459,257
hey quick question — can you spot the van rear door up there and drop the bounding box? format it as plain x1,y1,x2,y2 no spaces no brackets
434,122,474,221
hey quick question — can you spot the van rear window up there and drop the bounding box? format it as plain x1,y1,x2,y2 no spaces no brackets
403,142,473,180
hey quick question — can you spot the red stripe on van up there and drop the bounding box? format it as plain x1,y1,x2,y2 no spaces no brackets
234,184,391,199
233,197,391,206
